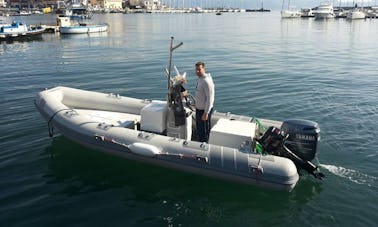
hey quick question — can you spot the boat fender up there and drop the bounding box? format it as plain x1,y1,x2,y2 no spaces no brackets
128,143,161,157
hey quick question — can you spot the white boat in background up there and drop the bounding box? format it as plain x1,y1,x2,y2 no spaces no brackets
365,7,378,18
60,0,92,19
57,15,108,34
281,0,302,18
314,3,335,19
346,8,366,19
65,5,91,20
281,10,302,18
34,38,325,191
0,21,45,40
334,8,346,18
301,8,315,17
60,23,108,34
18,10,32,16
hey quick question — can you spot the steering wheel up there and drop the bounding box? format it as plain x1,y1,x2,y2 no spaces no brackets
184,93,196,111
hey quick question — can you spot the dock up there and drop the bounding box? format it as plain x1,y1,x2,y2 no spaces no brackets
41,25,59,33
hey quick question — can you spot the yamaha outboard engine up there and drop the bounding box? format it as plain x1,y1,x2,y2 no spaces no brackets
257,119,324,179
281,119,320,162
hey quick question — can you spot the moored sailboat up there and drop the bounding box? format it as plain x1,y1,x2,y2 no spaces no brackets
281,0,302,18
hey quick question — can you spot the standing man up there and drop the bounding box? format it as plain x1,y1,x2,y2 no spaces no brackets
194,62,215,142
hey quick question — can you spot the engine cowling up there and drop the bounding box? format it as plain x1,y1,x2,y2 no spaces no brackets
281,119,320,162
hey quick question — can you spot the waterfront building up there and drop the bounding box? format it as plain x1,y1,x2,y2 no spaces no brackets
7,0,57,9
3,0,163,11
96,0,123,9
0,0,6,8
129,0,161,10
8,0,29,9
144,0,161,10
4,0,122,10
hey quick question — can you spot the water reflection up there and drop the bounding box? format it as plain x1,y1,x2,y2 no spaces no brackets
59,32,109,40
0,38,41,54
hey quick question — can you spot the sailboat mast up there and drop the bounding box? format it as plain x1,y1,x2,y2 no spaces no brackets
281,0,285,11
166,37,183,105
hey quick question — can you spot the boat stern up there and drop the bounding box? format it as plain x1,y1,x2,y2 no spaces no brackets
248,154,299,191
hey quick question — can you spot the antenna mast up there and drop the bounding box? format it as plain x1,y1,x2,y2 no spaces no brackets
167,37,183,104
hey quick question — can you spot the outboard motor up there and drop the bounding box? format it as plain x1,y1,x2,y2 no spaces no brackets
257,119,324,179
281,119,320,162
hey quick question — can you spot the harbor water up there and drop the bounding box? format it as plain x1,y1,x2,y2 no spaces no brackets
1,12,377,226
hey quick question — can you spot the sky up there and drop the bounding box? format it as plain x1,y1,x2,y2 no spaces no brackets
159,0,378,10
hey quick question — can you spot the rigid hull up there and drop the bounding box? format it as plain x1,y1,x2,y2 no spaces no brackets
60,24,108,34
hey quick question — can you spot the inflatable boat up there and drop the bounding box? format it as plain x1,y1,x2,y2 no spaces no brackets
35,38,324,191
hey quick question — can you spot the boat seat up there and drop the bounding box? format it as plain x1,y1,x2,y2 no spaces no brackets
74,109,141,129
209,118,256,152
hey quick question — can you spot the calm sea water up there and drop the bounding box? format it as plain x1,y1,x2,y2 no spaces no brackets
1,12,377,226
